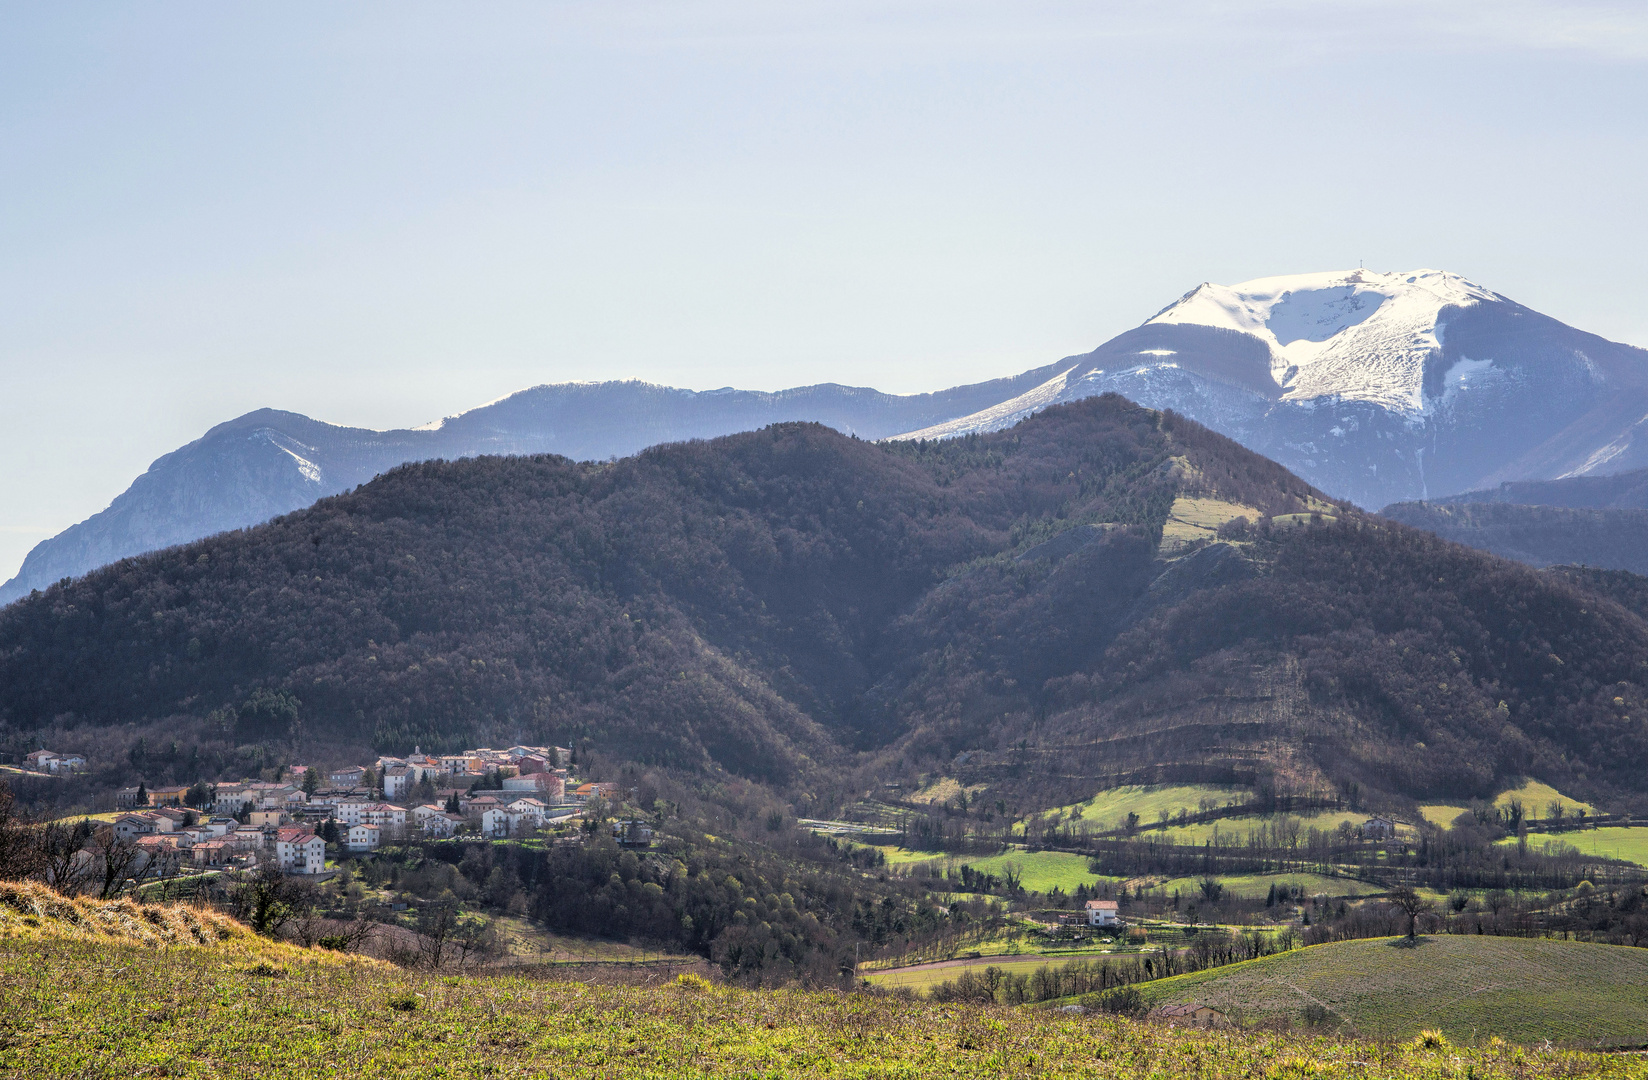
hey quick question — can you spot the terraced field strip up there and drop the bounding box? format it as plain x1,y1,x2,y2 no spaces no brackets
863,952,1115,992
1152,809,1370,845
1150,872,1381,900
1137,935,1648,1046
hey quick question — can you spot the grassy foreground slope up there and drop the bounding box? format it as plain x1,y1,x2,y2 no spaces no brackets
8,937,1648,1080
1138,935,1648,1047
2,889,1647,1078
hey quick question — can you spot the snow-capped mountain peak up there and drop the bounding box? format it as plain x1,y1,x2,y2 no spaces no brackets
1146,269,1502,412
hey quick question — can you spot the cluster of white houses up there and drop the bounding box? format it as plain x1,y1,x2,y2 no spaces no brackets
109,744,629,876
20,749,87,774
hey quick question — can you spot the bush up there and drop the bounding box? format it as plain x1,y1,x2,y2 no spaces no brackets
674,972,715,992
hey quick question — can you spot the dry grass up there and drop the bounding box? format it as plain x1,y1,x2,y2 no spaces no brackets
5,927,1647,1078
0,880,250,949
1160,497,1262,551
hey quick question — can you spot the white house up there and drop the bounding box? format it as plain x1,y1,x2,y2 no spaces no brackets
365,803,407,831
1085,899,1120,927
482,806,548,838
113,813,159,842
275,827,326,874
382,766,413,800
1364,816,1397,839
348,823,381,852
333,801,405,837
332,800,371,827
411,803,449,825
23,750,59,773
420,812,464,838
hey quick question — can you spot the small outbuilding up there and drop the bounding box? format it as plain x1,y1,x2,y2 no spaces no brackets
1149,1003,1228,1028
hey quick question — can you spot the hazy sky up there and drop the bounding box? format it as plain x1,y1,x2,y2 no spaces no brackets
3,1,1646,579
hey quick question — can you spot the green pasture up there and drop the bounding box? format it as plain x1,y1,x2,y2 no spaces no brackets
1419,803,1470,827
1425,781,1593,832
1136,934,1648,1046
1025,783,1251,834
1148,872,1381,901
881,848,1114,895
1496,779,1593,818
1506,827,1648,867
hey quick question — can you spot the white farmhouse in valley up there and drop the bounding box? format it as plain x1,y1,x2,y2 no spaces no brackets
1085,899,1120,927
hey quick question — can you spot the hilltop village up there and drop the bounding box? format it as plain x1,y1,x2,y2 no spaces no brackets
54,744,649,884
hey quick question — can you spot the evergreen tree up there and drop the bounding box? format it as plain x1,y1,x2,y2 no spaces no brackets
301,768,320,796
134,781,148,806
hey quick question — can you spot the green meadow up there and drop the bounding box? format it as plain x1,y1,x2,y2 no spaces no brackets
1135,934,1648,1047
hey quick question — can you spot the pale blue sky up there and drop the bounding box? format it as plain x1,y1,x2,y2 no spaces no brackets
3,1,1647,577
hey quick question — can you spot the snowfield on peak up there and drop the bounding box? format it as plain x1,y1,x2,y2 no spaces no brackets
1147,269,1503,412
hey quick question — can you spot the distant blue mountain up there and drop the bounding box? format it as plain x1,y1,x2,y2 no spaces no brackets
10,266,1648,604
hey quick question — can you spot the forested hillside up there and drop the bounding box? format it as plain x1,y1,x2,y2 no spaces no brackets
1380,500,1648,573
4,395,1648,809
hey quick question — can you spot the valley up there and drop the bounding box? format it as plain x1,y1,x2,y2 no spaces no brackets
7,399,1648,1061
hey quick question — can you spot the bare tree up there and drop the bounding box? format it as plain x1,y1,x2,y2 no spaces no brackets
449,916,500,970
415,901,460,969
37,821,95,894
230,863,313,935
324,915,379,953
0,781,45,881
90,832,144,899
1388,885,1432,941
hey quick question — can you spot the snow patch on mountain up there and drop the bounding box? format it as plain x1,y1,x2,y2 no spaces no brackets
892,366,1079,441
1149,269,1501,413
257,430,324,485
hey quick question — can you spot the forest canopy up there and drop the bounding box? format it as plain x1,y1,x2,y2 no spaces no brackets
3,395,1647,808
